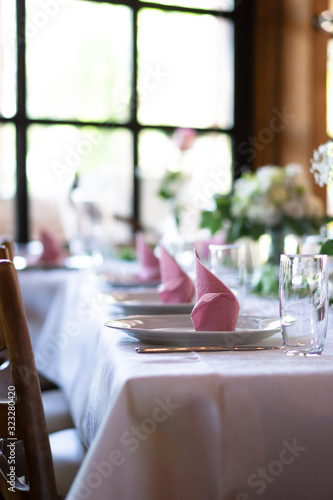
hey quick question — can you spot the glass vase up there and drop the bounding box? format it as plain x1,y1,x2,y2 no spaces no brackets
267,225,285,266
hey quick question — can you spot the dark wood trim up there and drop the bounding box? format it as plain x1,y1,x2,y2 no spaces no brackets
252,0,283,168
233,0,255,178
16,0,29,243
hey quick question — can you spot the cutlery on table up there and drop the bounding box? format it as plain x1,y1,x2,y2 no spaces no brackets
135,346,282,353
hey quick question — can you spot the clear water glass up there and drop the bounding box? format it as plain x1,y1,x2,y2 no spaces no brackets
279,254,328,356
209,243,247,308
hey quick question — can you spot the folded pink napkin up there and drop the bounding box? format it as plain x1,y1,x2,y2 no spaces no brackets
38,229,62,265
158,245,194,304
136,233,161,282
191,252,240,331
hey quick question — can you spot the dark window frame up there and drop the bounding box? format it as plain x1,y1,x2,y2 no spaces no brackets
4,0,254,242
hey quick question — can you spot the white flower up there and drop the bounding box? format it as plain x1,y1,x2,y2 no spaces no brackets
285,163,309,188
256,165,281,191
248,203,281,226
310,141,333,187
270,185,288,204
285,163,304,177
283,199,305,219
233,177,258,199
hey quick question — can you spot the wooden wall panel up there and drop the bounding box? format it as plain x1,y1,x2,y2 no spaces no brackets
253,0,329,204
312,0,330,201
253,0,282,167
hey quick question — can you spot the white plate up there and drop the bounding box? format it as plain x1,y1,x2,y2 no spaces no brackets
100,272,160,288
15,254,99,271
99,291,194,314
104,314,281,346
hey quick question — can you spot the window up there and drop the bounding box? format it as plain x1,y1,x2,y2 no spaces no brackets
0,0,253,246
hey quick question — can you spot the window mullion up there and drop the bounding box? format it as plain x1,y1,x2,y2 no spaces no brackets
16,0,29,243
132,6,140,231
233,0,254,179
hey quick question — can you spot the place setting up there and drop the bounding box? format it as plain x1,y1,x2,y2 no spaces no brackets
105,242,283,352
101,240,195,314
98,232,162,288
107,314,281,348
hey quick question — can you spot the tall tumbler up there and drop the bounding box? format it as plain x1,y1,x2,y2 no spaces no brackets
279,254,328,356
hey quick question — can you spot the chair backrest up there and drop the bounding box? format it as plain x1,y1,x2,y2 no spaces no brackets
0,259,59,500
0,246,10,261
0,238,14,261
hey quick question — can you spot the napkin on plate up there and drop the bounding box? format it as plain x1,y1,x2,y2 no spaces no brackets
191,252,240,331
38,229,62,266
136,232,161,282
158,245,194,304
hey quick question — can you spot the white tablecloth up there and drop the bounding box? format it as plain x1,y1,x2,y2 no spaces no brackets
18,268,333,500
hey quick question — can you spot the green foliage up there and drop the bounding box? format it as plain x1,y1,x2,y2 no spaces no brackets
157,170,186,201
250,265,280,296
282,214,323,236
319,239,333,256
117,246,136,261
200,209,225,235
199,195,267,241
227,215,266,242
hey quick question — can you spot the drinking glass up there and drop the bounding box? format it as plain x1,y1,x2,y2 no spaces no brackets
279,254,328,356
166,237,196,281
209,243,247,308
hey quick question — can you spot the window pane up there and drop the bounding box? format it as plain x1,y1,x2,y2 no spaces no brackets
138,129,232,235
139,0,235,12
138,10,234,128
27,125,133,246
0,124,16,237
0,1,17,117
26,0,132,123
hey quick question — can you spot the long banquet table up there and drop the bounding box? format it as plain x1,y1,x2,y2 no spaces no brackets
18,266,333,500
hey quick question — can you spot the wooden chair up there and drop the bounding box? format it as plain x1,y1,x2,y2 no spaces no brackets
0,241,74,434
0,247,9,261
0,238,14,262
0,258,85,498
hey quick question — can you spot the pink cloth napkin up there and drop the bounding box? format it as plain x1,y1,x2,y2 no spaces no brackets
136,233,161,282
38,229,62,265
191,252,240,331
158,245,194,304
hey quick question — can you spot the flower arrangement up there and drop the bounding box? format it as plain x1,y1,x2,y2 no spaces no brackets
310,141,333,187
201,164,325,242
310,140,333,269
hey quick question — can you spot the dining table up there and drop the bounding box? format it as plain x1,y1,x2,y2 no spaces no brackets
17,262,333,500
